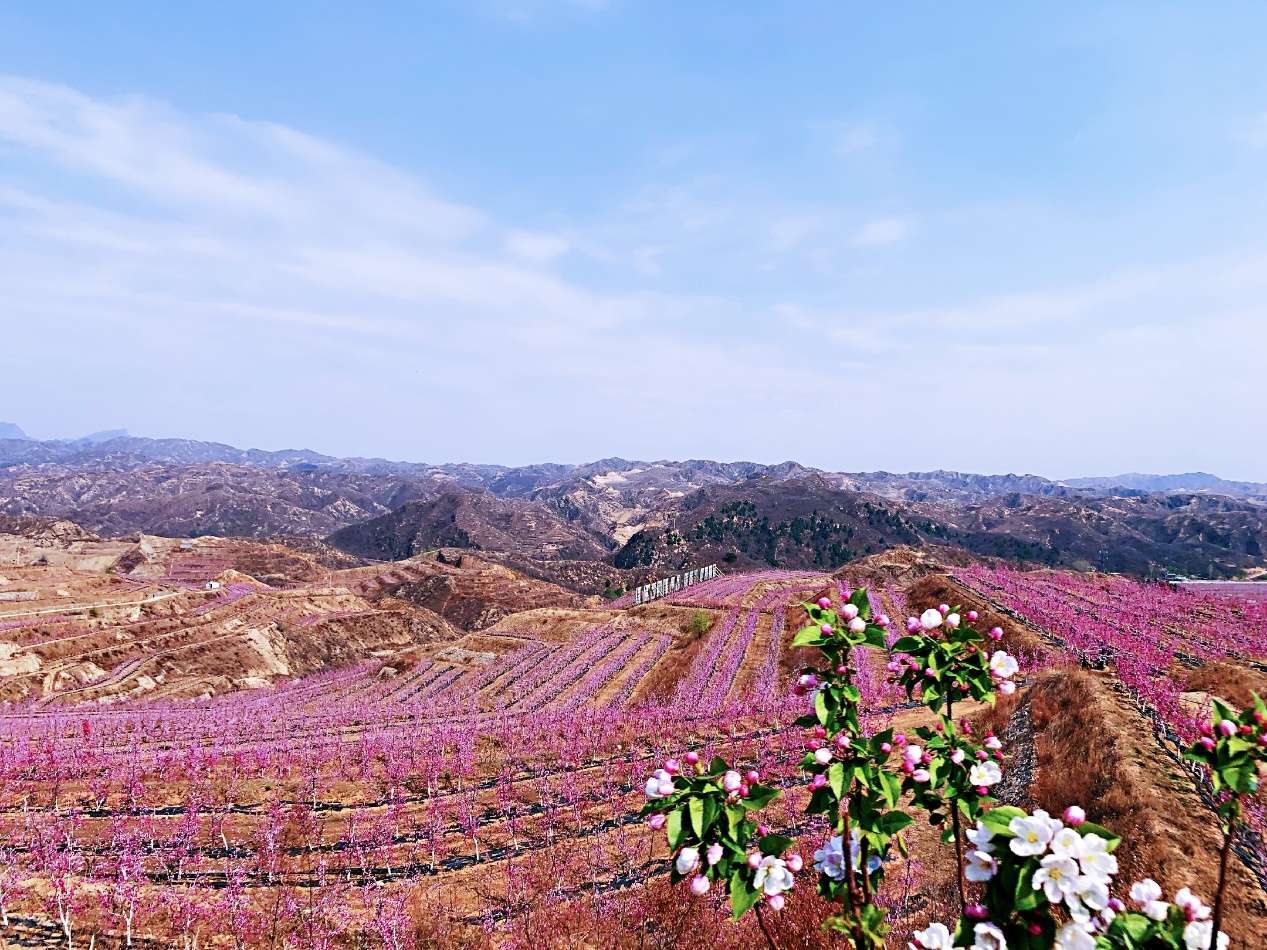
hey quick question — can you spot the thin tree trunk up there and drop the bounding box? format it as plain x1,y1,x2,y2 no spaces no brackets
1212,819,1235,943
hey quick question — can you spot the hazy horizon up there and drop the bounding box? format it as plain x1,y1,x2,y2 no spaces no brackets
4,418,1265,485
3,4,1266,478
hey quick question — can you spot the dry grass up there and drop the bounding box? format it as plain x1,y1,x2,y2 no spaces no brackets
1181,660,1267,711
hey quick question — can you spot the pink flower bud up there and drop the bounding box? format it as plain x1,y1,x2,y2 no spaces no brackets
836,733,851,749
706,843,724,865
876,614,890,627
938,604,950,615
1219,719,1237,737
906,617,921,633
894,733,907,746
739,783,750,797
820,624,833,635
766,894,785,911
1200,736,1216,751
951,748,966,764
989,627,1003,641
813,725,827,738
1199,721,1212,737
757,824,770,836
841,604,859,621
810,774,827,790
1028,923,1042,936
690,874,711,896
684,751,700,765
835,663,848,675
747,852,762,869
723,770,743,793
786,853,803,872
976,785,989,795
880,742,892,754
817,597,831,609
913,768,930,783
967,610,979,622
648,814,666,830
923,668,936,679
1108,898,1125,913
1063,805,1086,826
966,903,988,919
813,748,833,765
746,769,760,784
664,758,680,774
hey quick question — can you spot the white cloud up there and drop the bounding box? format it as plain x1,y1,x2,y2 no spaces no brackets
850,216,911,246
504,229,572,263
835,125,877,156
1240,111,1267,148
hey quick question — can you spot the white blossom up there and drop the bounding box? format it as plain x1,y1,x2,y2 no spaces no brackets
1010,810,1060,856
675,847,700,875
1077,833,1117,882
910,922,953,950
645,768,673,799
753,855,794,896
970,921,1007,950
1054,921,1095,950
966,821,996,854
965,849,998,882
969,760,1003,787
920,608,943,631
989,650,1019,678
1033,853,1080,904
1175,887,1210,921
1183,920,1229,950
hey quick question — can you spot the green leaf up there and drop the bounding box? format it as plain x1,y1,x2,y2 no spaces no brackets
689,796,707,838
880,811,913,835
742,785,780,810
891,636,924,654
758,833,792,856
828,761,845,799
667,806,686,849
791,627,823,648
879,771,903,808
1212,698,1237,726
815,689,830,725
1014,860,1040,911
980,806,1024,836
729,869,760,920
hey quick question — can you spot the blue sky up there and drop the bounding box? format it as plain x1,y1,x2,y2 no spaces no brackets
2,3,1265,477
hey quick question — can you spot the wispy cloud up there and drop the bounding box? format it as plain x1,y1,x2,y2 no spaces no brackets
1240,111,1267,149
1,75,1264,478
850,216,911,247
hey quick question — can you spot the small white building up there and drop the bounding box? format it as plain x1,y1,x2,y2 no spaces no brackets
204,580,222,591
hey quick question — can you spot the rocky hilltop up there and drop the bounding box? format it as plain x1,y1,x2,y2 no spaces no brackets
1,429,1265,582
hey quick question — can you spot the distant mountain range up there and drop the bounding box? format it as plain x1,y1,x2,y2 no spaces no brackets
1,428,1265,583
